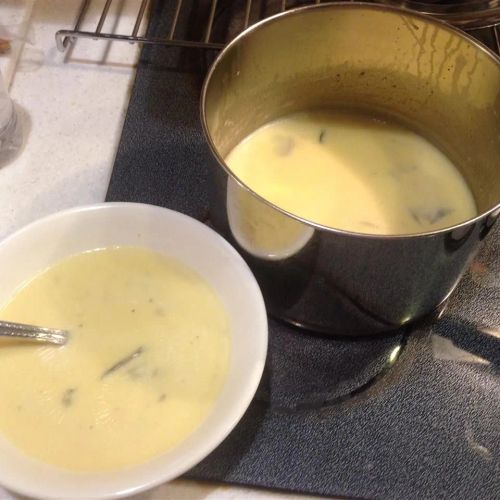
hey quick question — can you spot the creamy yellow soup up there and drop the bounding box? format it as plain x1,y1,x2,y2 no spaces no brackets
226,110,476,235
0,247,230,472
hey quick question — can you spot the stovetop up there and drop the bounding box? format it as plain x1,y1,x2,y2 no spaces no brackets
106,1,500,497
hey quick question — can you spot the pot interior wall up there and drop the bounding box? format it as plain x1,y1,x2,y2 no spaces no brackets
204,5,500,214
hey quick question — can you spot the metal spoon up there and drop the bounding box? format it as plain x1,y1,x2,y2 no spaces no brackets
0,320,68,346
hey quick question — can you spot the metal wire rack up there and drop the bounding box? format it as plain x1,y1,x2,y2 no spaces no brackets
56,0,500,54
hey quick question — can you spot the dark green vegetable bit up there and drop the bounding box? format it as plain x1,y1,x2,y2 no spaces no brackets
428,207,454,224
101,346,144,379
319,129,326,143
62,388,77,407
410,207,454,226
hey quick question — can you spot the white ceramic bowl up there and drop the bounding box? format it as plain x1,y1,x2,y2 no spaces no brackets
0,203,268,499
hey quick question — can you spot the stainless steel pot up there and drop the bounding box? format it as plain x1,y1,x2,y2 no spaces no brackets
201,3,500,336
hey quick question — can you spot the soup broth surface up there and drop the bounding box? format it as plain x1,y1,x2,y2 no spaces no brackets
0,247,230,472
226,110,476,235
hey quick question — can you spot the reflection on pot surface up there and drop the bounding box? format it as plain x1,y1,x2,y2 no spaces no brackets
227,177,314,260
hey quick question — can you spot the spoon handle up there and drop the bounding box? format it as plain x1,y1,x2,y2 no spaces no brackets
0,320,68,345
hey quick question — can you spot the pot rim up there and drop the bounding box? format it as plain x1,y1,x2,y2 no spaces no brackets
201,1,500,241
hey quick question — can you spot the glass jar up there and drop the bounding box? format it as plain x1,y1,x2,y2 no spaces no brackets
0,69,22,167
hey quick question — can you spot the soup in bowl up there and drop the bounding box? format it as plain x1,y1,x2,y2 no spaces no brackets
0,202,267,498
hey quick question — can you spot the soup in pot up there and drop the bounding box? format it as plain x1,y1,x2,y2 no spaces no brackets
226,109,476,235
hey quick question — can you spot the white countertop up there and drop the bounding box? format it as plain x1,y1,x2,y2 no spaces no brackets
0,0,139,242
0,1,312,499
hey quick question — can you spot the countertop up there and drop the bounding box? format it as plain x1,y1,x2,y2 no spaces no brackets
0,1,311,499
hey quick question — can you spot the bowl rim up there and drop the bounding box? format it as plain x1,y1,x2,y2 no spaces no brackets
0,202,268,499
201,1,500,241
